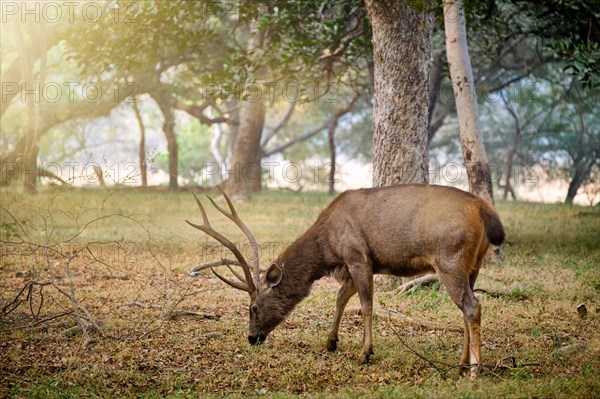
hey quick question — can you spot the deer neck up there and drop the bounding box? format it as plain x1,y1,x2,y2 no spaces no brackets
271,226,326,310
281,225,328,280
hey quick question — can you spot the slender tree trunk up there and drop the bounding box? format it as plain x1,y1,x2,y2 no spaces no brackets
23,146,39,192
501,95,523,201
227,104,240,161
210,122,225,186
565,157,594,204
327,117,338,195
503,132,520,201
14,20,39,193
133,100,148,188
93,165,106,187
365,0,433,187
165,112,178,191
1,137,25,185
156,95,178,190
444,0,494,203
428,50,444,126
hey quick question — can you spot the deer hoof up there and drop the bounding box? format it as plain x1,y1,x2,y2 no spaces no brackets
359,349,374,364
469,364,483,379
326,338,338,352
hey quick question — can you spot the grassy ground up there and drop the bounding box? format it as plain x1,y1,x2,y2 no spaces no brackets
1,187,598,398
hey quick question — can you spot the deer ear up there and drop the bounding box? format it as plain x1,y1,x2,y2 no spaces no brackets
265,263,283,288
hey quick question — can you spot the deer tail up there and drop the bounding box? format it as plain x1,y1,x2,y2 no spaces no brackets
479,202,505,246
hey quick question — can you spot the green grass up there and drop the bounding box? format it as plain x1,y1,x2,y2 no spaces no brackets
1,186,599,398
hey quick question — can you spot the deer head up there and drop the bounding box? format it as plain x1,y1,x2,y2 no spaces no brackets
186,187,285,345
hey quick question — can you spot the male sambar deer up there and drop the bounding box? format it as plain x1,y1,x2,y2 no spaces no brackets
187,184,505,376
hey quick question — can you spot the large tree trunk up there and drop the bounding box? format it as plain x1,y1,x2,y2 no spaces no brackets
225,100,265,201
365,0,433,187
444,0,493,203
365,0,433,288
225,14,267,201
252,151,263,193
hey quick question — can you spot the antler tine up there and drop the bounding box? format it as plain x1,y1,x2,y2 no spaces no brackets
188,259,247,286
222,258,246,285
211,186,261,288
211,268,252,293
186,192,257,294
191,191,211,226
190,258,241,274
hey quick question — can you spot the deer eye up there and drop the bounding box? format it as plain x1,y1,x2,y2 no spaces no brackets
251,304,259,315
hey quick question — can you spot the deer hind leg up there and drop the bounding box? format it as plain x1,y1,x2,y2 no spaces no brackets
346,262,374,364
327,277,357,352
460,318,471,366
467,269,482,378
437,269,482,378
460,269,480,367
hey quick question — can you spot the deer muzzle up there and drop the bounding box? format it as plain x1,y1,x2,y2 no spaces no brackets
248,333,266,345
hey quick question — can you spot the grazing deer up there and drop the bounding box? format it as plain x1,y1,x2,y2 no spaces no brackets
187,184,505,376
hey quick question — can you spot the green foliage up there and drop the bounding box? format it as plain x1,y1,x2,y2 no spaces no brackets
62,0,372,102
2,0,598,195
155,117,212,183
432,63,599,204
464,0,600,87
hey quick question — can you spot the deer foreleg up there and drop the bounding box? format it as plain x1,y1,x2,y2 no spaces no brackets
347,262,374,364
327,278,357,351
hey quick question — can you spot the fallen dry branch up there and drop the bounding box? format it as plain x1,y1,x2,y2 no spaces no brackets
377,307,462,332
117,301,159,309
200,331,222,340
385,318,449,374
394,274,440,294
2,280,100,335
384,318,541,378
167,311,220,320
98,274,130,280
135,284,217,339
474,288,512,298
0,311,74,333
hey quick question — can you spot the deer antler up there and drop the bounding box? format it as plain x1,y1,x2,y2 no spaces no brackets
189,259,270,278
207,186,262,289
189,258,242,277
185,187,259,295
186,187,260,295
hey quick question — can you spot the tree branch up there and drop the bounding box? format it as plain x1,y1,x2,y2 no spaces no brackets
175,101,229,125
261,97,357,158
261,102,296,147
